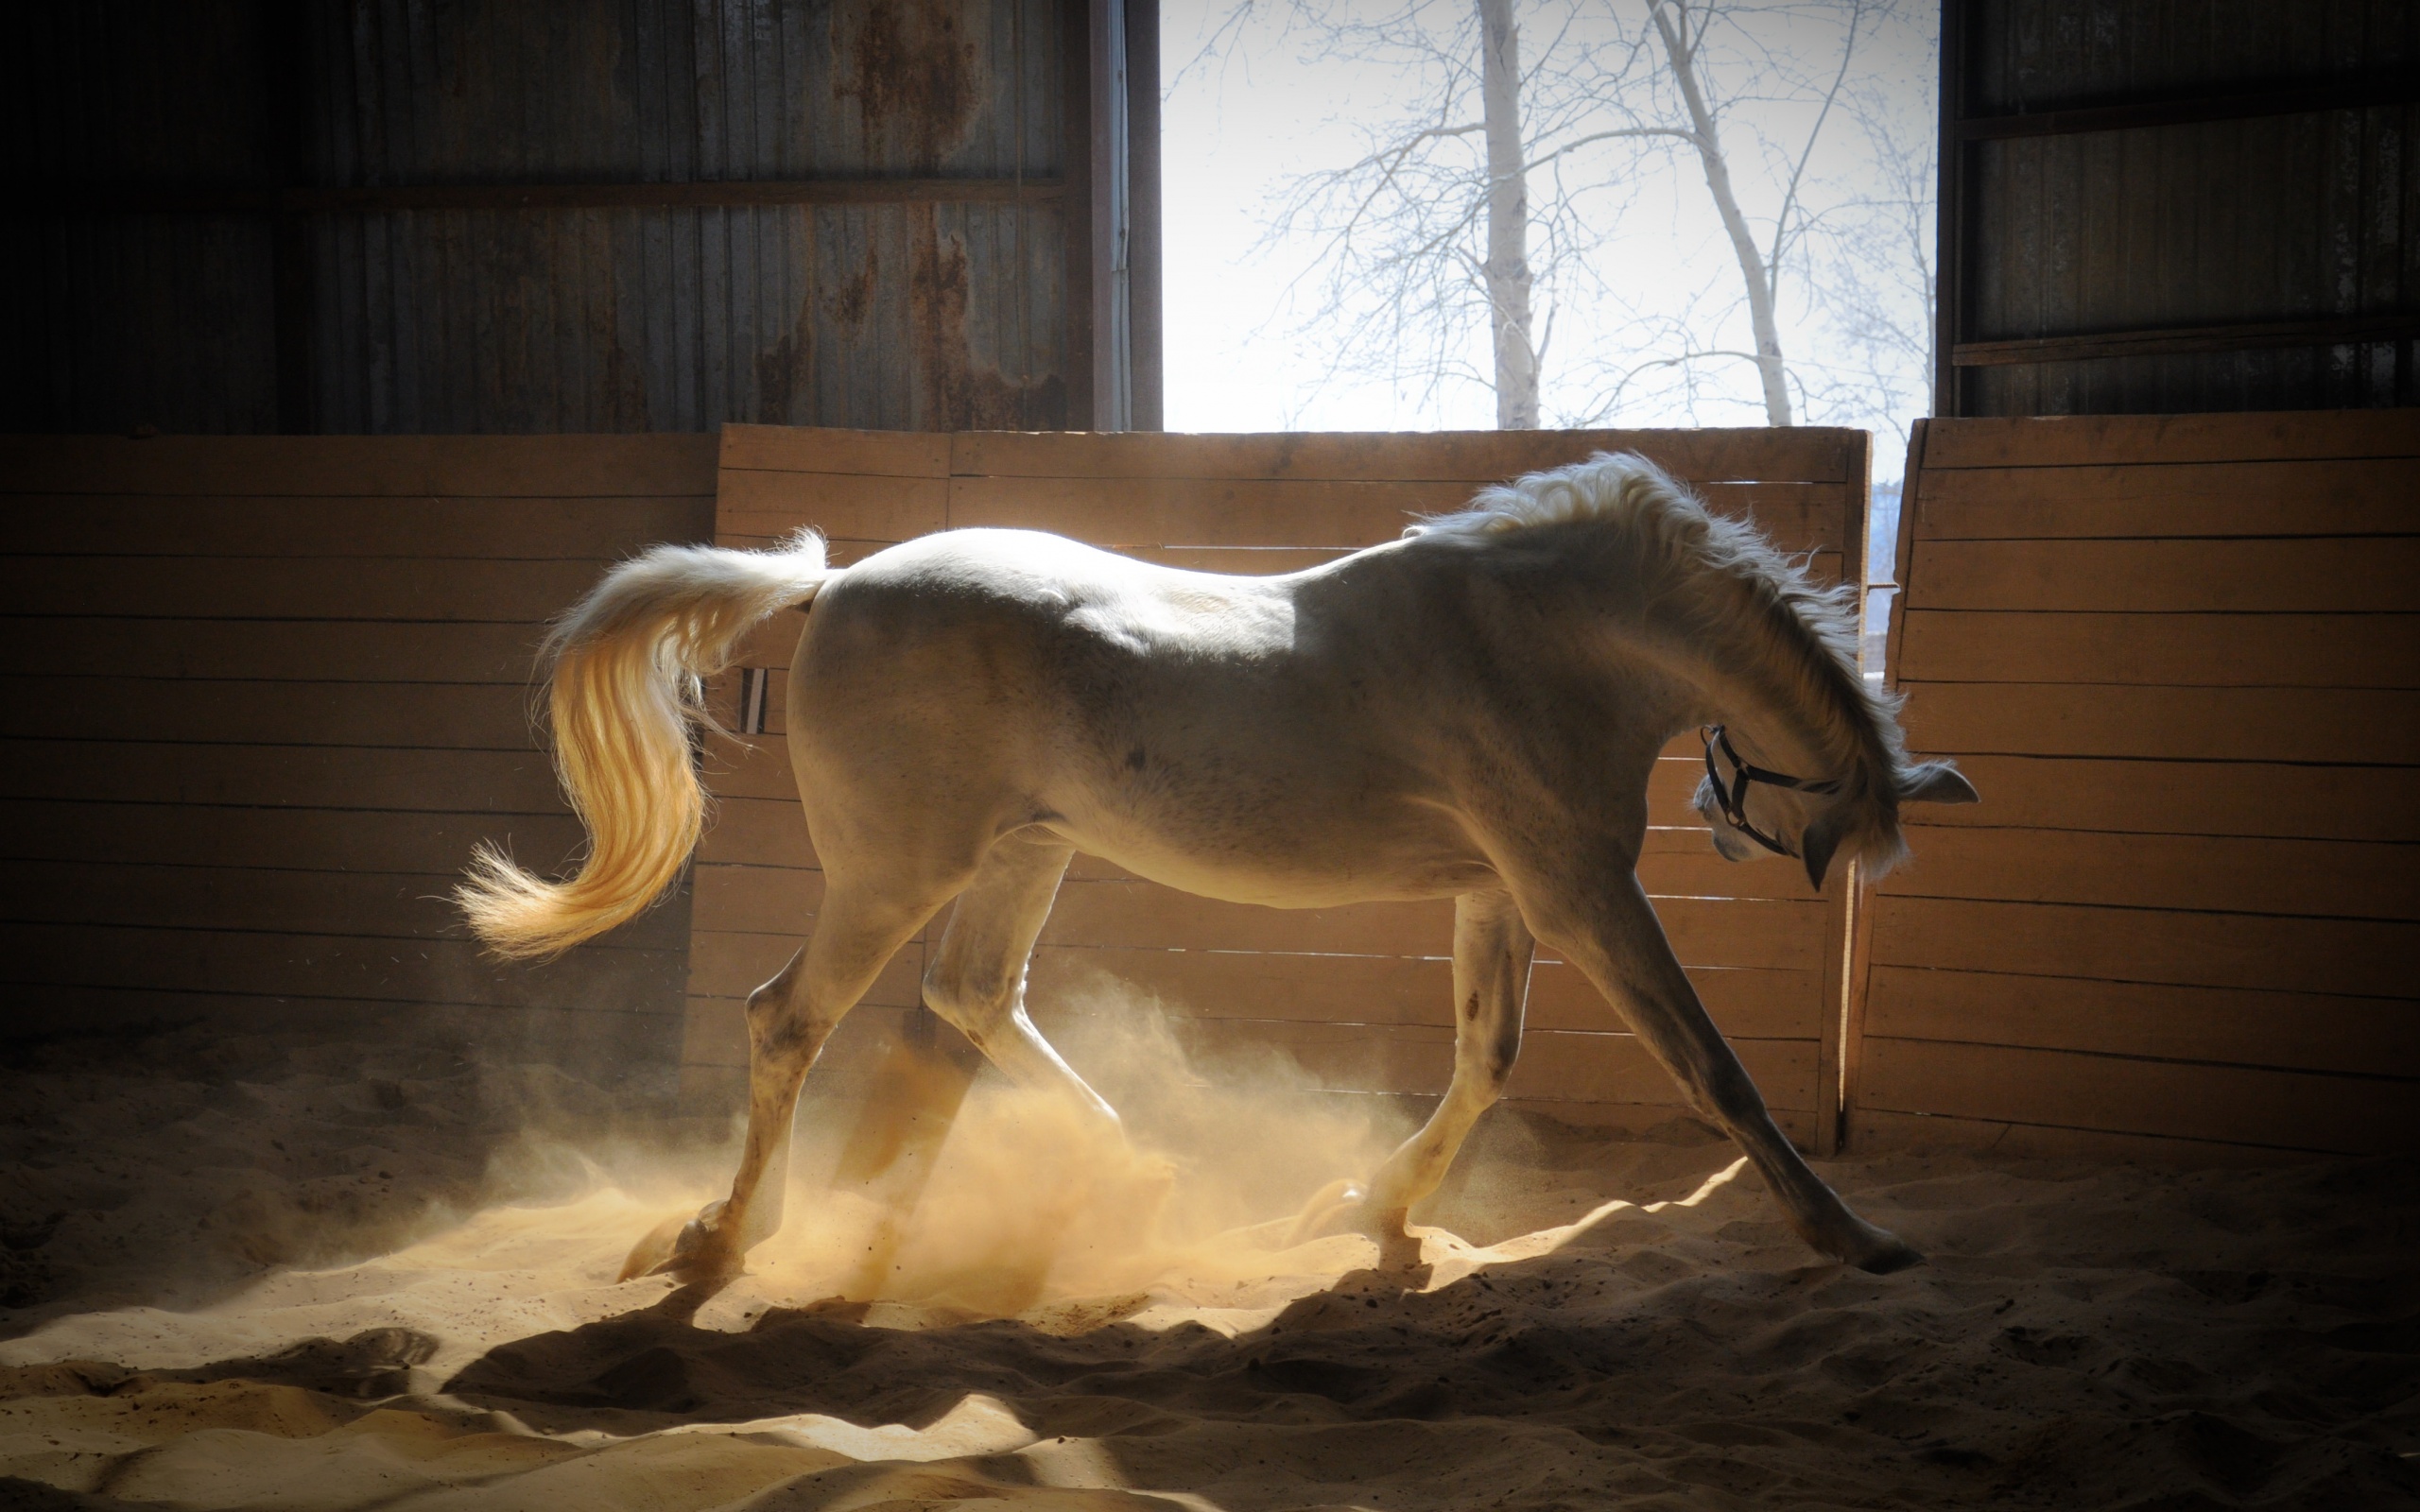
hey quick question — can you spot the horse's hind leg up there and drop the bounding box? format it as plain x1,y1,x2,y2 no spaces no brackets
1519,860,1920,1274
1296,889,1535,1252
622,881,937,1282
920,831,1115,1126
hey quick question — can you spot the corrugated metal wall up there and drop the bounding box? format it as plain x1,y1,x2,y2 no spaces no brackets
3,0,1072,435
1943,0,2418,416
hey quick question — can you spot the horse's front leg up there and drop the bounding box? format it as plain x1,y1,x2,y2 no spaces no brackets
1289,889,1534,1257
1521,863,1920,1274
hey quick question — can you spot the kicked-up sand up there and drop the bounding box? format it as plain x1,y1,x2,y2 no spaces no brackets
1,1010,2414,1510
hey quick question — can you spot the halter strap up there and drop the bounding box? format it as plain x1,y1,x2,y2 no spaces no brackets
1700,725,1841,859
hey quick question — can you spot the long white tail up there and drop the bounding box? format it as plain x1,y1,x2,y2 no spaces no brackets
459,532,833,960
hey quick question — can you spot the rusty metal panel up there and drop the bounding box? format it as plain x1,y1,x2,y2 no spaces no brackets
2,0,1073,435
1946,0,2417,417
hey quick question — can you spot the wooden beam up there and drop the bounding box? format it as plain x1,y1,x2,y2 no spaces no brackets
1952,315,2420,368
13,178,1067,217
1956,70,2420,142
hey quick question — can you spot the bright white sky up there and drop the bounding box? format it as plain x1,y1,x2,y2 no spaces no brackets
1156,0,1939,491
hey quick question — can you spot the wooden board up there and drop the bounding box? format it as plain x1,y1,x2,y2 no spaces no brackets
1,921,685,1014
1864,412,2420,1158
0,433,720,497
0,556,622,622
1874,827,2419,920
1915,411,2420,470
1893,611,2420,688
1897,682,2420,765
1887,757,2419,843
0,678,547,751
3,494,711,559
0,619,553,683
1,434,717,1053
1856,1037,2414,1154
0,859,684,954
1869,894,2411,1001
0,799,587,878
1864,967,2419,1079
1908,457,2420,539
1904,537,2420,613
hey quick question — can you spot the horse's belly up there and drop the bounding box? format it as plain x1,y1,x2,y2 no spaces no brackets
1042,809,1496,908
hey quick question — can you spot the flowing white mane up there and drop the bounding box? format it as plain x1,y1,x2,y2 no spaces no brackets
1410,451,1866,682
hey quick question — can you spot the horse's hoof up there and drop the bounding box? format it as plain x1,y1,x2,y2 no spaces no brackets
618,1205,742,1283
1281,1177,1369,1249
1838,1219,1924,1275
1853,1235,1925,1275
617,1212,690,1282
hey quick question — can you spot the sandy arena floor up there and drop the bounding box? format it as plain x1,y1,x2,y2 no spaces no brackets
1,1017,2414,1511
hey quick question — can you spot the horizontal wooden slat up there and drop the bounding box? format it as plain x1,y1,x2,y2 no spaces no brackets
1909,457,2420,539
1916,412,2420,470
0,619,551,683
1864,967,2420,1078
1893,756,2419,843
0,433,720,497
0,557,614,621
6,494,712,559
1857,1037,2415,1153
1905,537,2420,612
1848,1108,2301,1164
0,799,584,876
719,424,953,478
717,469,949,540
1530,962,1821,1039
0,677,545,750
1895,610,2420,688
1,921,683,1013
0,860,686,952
1868,895,2411,998
1899,682,2419,764
1512,1032,1817,1111
26,985,684,1062
1877,828,2417,919
946,428,1858,483
0,739,563,811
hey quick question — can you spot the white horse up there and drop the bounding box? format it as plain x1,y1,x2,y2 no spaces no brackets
461,453,1976,1281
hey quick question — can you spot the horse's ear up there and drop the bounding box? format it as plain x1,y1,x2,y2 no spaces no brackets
1800,807,1849,891
1901,762,1979,806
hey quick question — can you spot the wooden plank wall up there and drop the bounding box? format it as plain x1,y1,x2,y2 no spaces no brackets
1858,410,2419,1158
0,435,717,1077
687,425,1872,1149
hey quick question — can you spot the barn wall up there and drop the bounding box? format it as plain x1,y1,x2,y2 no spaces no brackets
1943,0,2418,417
0,434,715,1079
1856,410,2418,1158
686,425,1872,1148
3,0,1106,436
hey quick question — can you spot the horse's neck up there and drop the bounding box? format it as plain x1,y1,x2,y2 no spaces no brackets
1644,574,1871,785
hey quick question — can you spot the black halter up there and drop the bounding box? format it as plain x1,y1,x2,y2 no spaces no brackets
1700,725,1841,859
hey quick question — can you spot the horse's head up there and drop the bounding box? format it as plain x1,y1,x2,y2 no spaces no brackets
1694,725,1979,887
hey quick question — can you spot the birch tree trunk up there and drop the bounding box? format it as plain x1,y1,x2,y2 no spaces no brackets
1478,0,1538,428
1651,0,1792,425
